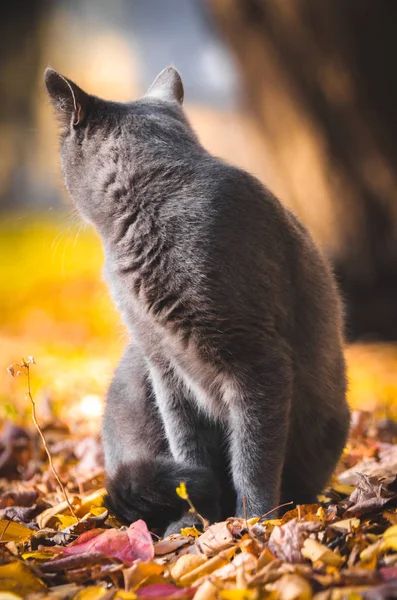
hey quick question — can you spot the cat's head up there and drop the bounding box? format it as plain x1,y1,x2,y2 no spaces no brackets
45,66,194,233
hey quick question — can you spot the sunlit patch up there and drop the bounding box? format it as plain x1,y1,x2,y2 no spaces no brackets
79,394,103,419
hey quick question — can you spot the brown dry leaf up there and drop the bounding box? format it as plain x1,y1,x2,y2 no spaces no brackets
343,474,397,517
268,519,320,563
270,573,312,600
208,551,257,582
338,444,397,486
196,521,234,556
155,536,193,556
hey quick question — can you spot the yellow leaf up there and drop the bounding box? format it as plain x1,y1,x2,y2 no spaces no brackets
73,587,109,600
114,593,137,600
171,554,207,581
56,513,79,528
37,499,78,529
383,524,397,551
330,518,360,532
180,526,201,538
302,538,343,567
332,483,356,496
21,551,58,561
0,562,46,595
179,547,236,586
77,488,106,517
0,520,33,543
247,517,260,525
262,519,282,528
89,506,108,517
359,540,382,564
219,590,258,600
176,482,188,500
123,561,165,591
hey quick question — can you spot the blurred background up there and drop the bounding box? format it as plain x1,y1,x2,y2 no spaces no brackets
2,0,397,427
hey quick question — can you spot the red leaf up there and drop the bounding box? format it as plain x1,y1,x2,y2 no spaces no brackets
56,520,153,566
137,584,196,599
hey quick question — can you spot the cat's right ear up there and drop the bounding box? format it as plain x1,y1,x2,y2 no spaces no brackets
44,68,90,127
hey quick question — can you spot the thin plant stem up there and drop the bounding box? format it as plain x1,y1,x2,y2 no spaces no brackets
25,363,77,520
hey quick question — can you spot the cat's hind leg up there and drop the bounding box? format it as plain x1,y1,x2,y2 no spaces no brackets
103,344,228,531
102,342,169,476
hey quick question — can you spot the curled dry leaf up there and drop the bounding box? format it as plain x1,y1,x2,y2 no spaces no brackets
196,521,234,556
343,474,397,517
270,573,312,600
268,519,320,563
171,554,207,581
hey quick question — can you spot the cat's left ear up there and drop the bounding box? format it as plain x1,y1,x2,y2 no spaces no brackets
146,66,184,104
44,68,90,127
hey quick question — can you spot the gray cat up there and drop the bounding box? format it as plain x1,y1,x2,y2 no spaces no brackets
45,66,350,534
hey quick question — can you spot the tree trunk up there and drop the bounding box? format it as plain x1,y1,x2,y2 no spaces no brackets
207,0,397,341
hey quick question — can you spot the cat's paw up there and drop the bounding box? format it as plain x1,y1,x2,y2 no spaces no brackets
164,513,205,537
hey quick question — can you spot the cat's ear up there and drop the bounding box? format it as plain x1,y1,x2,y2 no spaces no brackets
146,66,184,104
44,68,90,127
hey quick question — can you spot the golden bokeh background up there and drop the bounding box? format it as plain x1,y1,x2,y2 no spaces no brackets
2,1,397,428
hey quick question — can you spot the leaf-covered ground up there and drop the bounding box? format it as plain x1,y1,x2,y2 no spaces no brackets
2,365,397,600
3,217,397,598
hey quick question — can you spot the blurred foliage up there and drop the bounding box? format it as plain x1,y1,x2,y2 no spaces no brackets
0,213,123,428
2,215,397,428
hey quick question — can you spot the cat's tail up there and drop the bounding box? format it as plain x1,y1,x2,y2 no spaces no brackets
104,457,221,530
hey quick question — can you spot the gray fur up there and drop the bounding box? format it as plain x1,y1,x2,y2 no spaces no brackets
45,66,350,530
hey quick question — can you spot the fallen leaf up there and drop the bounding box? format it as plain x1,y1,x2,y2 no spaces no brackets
124,561,165,591
136,583,195,598
73,586,109,600
301,539,344,567
171,554,207,581
0,561,46,595
193,580,218,600
40,552,115,572
329,518,360,532
268,519,319,563
0,519,33,543
209,551,257,581
197,521,234,556
343,474,396,517
52,520,154,565
179,547,236,586
381,523,397,551
271,573,312,600
180,526,201,538
219,590,258,599
338,445,397,486
154,536,192,556
37,499,78,529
